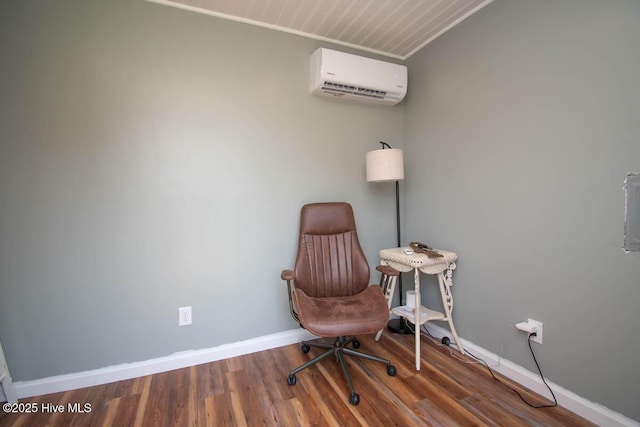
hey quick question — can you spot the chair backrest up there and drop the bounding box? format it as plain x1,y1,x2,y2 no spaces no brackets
293,202,370,298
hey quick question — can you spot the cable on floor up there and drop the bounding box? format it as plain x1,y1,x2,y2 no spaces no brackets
464,333,558,409
416,324,557,408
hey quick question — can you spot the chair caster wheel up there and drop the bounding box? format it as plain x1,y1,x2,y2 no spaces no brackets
301,344,310,353
352,339,361,349
387,365,397,376
287,374,296,386
349,393,360,406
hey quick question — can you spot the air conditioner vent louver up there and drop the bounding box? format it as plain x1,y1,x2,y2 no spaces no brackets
321,81,387,99
310,48,407,106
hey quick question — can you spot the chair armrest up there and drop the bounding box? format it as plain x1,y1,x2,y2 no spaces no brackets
376,265,399,277
281,270,295,281
281,270,299,322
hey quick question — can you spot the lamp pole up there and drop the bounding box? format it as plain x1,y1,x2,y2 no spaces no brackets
376,142,410,334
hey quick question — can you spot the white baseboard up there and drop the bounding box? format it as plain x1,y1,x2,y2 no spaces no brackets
9,326,639,426
13,328,315,400
425,324,639,427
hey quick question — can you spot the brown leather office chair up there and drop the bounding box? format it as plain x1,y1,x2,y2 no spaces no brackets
281,202,398,406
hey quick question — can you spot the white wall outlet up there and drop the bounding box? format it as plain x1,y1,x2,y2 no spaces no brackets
179,306,192,326
528,318,543,344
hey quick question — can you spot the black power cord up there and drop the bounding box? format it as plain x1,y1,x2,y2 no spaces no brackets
448,332,558,409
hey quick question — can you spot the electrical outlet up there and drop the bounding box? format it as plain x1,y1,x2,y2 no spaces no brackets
179,306,192,326
528,318,543,344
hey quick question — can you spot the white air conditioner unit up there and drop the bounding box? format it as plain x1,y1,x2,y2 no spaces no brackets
309,48,407,106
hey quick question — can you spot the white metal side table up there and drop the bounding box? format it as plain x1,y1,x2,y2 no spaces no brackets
378,247,464,371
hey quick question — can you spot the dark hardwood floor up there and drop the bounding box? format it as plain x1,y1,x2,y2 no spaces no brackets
0,331,594,426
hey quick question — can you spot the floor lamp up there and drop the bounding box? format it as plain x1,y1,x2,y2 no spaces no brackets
366,142,411,334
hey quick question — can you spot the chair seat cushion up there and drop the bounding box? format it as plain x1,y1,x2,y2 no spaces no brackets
293,286,389,337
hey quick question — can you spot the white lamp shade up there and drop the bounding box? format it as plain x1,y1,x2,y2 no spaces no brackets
366,148,404,182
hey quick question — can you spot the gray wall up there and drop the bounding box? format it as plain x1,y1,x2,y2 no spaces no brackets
0,1,404,381
405,0,640,421
2,0,639,422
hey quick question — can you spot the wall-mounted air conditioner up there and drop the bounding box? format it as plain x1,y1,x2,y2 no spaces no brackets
309,48,407,106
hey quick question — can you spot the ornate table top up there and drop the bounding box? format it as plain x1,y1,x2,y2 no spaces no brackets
379,247,457,274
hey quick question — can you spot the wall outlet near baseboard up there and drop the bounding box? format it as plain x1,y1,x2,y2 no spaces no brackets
179,306,192,326
528,318,543,344
515,318,543,344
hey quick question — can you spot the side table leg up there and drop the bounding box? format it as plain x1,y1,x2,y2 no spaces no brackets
376,273,397,341
414,268,420,371
0,342,17,403
437,263,465,354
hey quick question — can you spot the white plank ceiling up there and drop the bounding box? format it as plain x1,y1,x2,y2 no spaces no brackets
146,0,494,60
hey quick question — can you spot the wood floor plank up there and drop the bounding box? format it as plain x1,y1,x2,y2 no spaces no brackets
210,392,234,427
291,357,363,426
413,397,462,426
188,366,198,427
346,355,425,427
0,331,596,427
110,394,139,427
228,391,249,427
283,397,311,427
132,375,151,427
140,370,171,426
100,396,120,427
